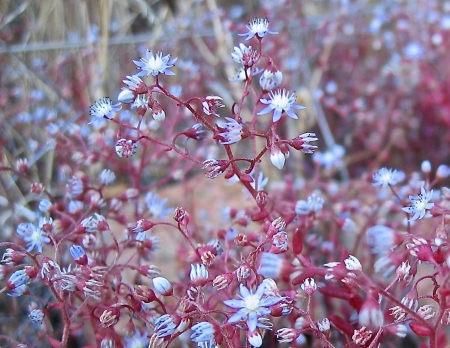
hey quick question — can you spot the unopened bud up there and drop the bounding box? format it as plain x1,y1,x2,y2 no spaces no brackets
152,101,165,122
421,160,432,174
31,183,45,195
213,273,233,290
437,164,450,179
16,158,29,173
152,277,173,296
100,307,120,328
118,89,135,104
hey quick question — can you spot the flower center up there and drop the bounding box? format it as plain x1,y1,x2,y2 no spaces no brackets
244,294,260,312
414,198,427,212
272,94,290,109
148,56,164,72
380,172,392,184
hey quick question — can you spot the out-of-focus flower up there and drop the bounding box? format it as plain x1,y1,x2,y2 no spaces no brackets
100,169,116,185
372,168,405,188
421,160,432,174
257,252,284,278
229,67,262,82
239,18,278,41
250,172,268,191
68,176,83,197
133,50,177,76
437,164,450,179
145,192,172,219
258,89,305,122
366,225,398,254
402,186,434,221
16,222,51,253
124,330,149,348
312,145,345,169
28,309,44,324
81,213,109,233
89,97,121,124
295,194,324,215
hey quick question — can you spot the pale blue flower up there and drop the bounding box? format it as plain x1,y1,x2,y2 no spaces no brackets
402,186,434,221
372,168,405,188
216,117,244,145
145,192,172,219
224,282,283,332
133,50,177,76
191,322,215,343
89,97,121,124
258,89,305,122
239,18,277,41
124,330,149,348
312,144,345,169
16,221,51,253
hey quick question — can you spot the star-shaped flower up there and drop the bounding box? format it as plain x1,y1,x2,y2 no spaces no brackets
239,18,278,41
257,89,305,122
402,186,434,221
224,282,283,332
133,50,177,77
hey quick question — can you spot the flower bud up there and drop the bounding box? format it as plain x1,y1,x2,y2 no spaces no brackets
31,182,45,195
100,307,120,328
70,245,88,266
213,273,233,290
421,160,432,174
134,285,156,303
270,146,285,170
118,89,135,104
151,101,165,122
154,314,181,337
16,158,29,173
173,207,189,225
190,264,209,287
437,164,450,179
152,277,173,296
115,138,137,158
300,278,317,296
359,294,384,330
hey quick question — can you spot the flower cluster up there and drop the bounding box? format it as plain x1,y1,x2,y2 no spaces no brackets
2,7,450,348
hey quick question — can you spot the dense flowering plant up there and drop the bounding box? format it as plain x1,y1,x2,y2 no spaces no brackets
2,1,450,347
